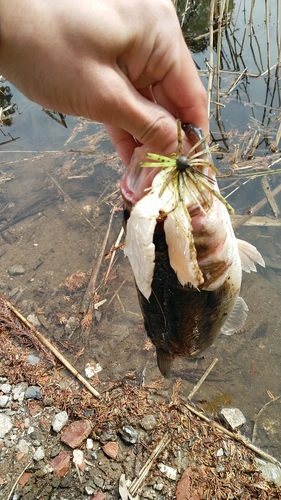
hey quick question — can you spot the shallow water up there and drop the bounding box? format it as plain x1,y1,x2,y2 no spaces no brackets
0,0,281,462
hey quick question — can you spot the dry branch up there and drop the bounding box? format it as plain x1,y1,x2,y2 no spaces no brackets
6,299,101,399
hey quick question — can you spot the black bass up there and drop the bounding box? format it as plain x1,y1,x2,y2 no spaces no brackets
121,123,264,378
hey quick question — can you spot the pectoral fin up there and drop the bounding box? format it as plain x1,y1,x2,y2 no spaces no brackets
237,239,265,272
221,296,249,336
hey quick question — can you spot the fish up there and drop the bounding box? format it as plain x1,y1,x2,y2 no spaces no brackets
121,122,265,378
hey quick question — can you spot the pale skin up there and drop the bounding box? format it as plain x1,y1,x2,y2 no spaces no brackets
0,0,208,165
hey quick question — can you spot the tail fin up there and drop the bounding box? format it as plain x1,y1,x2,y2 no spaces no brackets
157,351,173,378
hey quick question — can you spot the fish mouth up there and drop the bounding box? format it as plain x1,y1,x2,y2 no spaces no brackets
121,163,162,209
121,122,215,211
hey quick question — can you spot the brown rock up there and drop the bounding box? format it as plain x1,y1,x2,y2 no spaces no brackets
91,492,106,500
51,450,71,478
61,420,92,448
176,465,208,500
18,472,31,486
102,441,118,460
39,417,51,432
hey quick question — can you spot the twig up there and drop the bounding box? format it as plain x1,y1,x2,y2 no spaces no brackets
129,433,171,496
80,207,115,317
116,293,126,314
207,0,216,118
6,300,101,399
231,215,281,226
271,121,281,152
188,358,218,400
252,395,281,443
107,279,126,307
47,172,96,230
7,460,33,500
184,402,281,467
232,182,281,229
265,0,270,77
261,176,280,217
215,0,226,120
104,226,124,283
224,67,248,95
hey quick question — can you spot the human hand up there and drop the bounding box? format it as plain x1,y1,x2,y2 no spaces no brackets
0,0,208,165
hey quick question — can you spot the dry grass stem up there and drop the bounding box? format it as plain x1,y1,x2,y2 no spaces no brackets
47,172,96,230
80,207,115,320
252,395,281,443
265,0,270,77
104,226,124,283
7,460,33,500
271,121,281,152
129,433,171,496
207,0,216,118
184,402,281,467
231,215,281,226
261,176,280,217
187,358,218,400
6,299,101,399
215,0,226,120
224,67,248,95
232,182,281,229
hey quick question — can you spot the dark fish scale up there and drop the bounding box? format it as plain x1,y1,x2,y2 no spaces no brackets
135,222,237,378
132,224,236,376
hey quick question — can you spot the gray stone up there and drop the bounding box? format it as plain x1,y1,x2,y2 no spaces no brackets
16,439,30,454
0,395,9,408
0,383,11,394
64,316,80,335
121,425,138,444
33,446,45,461
9,265,25,276
26,313,41,328
255,458,281,486
25,386,42,400
27,355,40,365
52,411,69,433
218,407,246,431
141,414,157,431
12,382,28,401
0,414,13,438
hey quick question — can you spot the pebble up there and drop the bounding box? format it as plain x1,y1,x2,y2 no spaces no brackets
27,355,40,365
52,410,69,433
159,463,177,480
0,382,12,394
218,407,246,431
51,450,71,477
64,316,80,335
61,420,92,448
0,395,9,408
16,439,30,454
121,425,138,444
102,441,118,460
141,414,157,431
8,265,25,276
86,438,94,450
25,386,42,400
33,446,45,461
0,414,13,438
255,458,281,486
26,313,41,328
12,382,28,401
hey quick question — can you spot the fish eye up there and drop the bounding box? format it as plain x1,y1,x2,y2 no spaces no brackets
176,156,190,172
